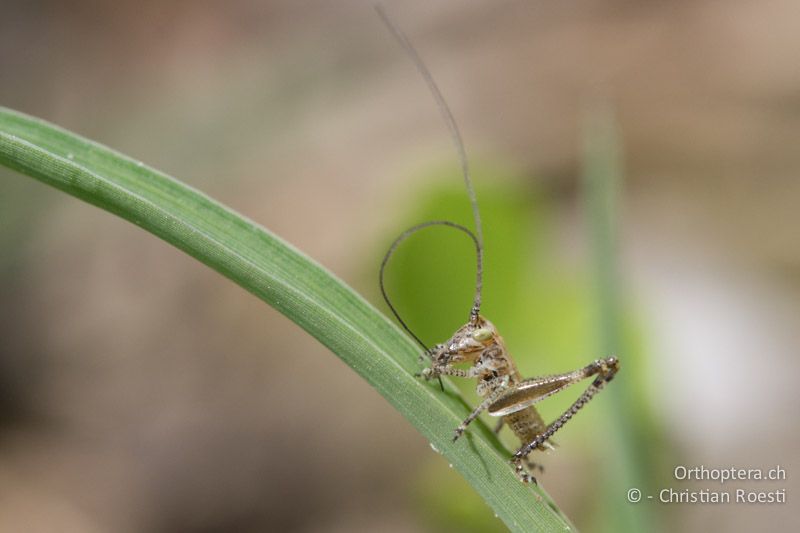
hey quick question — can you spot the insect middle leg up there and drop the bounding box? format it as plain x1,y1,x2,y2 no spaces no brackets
452,376,510,441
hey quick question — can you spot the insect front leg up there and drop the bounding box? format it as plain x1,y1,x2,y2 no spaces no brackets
419,362,481,381
418,343,445,365
508,357,619,483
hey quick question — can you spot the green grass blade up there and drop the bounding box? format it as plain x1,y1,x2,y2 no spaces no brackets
582,103,656,532
0,106,576,532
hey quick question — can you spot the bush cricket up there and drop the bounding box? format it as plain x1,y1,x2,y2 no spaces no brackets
376,6,619,484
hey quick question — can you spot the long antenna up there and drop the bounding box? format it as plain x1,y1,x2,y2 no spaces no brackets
379,220,482,349
376,4,484,323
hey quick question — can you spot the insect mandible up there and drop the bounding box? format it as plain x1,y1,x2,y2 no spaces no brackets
376,6,619,484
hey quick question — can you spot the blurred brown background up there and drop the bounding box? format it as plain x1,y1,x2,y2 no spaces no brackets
1,0,799,531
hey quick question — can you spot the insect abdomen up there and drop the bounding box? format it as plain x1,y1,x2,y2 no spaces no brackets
504,406,547,446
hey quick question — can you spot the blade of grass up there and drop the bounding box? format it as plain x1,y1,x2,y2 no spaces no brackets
582,102,656,532
0,106,575,532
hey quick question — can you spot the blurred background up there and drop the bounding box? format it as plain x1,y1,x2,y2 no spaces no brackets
1,0,799,531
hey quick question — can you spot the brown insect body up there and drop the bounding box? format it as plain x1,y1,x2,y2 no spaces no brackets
425,316,547,444
422,315,619,483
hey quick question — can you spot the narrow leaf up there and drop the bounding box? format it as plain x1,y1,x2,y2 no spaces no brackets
0,107,576,532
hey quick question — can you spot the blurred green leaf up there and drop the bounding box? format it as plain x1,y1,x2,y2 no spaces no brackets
582,104,665,532
0,107,576,532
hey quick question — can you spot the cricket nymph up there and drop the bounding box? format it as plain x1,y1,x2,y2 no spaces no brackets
421,316,619,483
423,316,549,447
376,5,620,486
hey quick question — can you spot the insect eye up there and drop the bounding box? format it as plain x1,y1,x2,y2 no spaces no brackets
472,328,492,342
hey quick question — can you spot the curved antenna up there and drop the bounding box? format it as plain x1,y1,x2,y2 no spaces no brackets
379,220,482,351
376,5,484,323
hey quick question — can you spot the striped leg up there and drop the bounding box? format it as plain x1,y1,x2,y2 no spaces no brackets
452,376,510,441
511,357,619,483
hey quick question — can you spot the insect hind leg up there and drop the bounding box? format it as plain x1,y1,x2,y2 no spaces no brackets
510,357,619,483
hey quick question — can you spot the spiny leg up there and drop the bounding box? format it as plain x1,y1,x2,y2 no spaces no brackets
510,357,619,483
491,421,543,472
419,364,481,381
452,377,510,442
489,359,614,417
